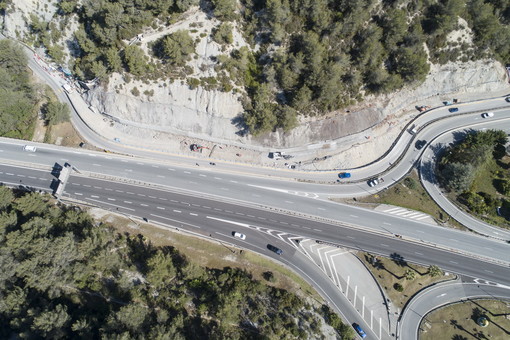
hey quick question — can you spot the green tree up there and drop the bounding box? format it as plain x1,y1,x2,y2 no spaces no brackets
105,48,123,73
175,0,199,12
123,45,148,76
31,304,70,338
212,23,234,45
212,0,237,21
146,250,176,288
0,186,14,211
404,269,416,281
440,162,475,192
109,304,149,333
428,265,443,277
45,101,70,125
161,30,196,66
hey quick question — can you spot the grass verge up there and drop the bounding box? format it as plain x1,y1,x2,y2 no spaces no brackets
358,252,454,310
419,299,510,340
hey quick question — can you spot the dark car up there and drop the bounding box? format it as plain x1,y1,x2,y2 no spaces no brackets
267,244,283,255
352,323,367,338
415,140,427,150
448,107,459,113
338,172,351,179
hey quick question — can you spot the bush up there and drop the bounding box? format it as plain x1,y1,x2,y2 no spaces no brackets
404,177,417,190
212,23,233,45
262,271,276,282
394,283,404,292
131,87,140,96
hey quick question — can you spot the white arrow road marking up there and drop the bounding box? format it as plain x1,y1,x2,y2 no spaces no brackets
247,184,320,198
206,216,250,228
437,293,447,297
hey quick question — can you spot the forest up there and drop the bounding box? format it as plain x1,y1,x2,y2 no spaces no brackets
0,40,37,139
23,0,510,135
0,186,354,339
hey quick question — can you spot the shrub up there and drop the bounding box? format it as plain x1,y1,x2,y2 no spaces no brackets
394,283,404,292
131,87,140,96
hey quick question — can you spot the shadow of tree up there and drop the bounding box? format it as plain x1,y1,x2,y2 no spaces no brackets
231,114,248,137
452,335,468,340
469,299,510,335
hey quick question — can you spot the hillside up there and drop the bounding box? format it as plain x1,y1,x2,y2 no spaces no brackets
1,0,509,152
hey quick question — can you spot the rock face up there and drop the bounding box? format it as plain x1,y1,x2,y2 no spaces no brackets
2,0,57,39
86,59,509,148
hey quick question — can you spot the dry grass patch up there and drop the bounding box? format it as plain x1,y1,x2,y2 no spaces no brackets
44,121,87,147
358,252,454,309
419,299,510,340
90,209,322,301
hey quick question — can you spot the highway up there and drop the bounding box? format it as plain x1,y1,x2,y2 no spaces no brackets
3,34,510,339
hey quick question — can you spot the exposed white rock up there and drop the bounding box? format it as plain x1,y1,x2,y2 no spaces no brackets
2,0,57,39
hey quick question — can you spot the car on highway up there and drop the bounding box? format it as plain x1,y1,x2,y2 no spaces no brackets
415,139,427,150
23,145,37,152
338,172,351,179
267,244,283,255
352,323,367,338
481,112,494,118
506,97,510,102
232,231,246,240
368,178,379,187
448,107,459,113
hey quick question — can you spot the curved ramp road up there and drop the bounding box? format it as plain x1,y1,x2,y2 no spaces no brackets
398,280,510,340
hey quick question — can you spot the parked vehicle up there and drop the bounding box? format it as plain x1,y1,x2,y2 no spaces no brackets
448,107,459,113
232,232,246,240
23,145,37,152
267,244,283,255
368,178,379,187
352,323,367,338
481,112,494,118
338,172,351,179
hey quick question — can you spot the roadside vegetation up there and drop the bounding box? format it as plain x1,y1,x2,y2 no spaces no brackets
0,40,38,139
22,0,510,135
359,253,453,310
419,299,510,340
0,186,354,339
437,129,510,228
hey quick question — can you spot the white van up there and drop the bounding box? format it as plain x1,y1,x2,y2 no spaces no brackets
23,145,37,152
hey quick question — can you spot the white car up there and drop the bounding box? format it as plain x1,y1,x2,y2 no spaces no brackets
368,178,379,187
233,232,246,240
481,112,494,118
23,145,37,152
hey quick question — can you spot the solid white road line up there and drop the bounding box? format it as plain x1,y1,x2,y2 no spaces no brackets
150,213,201,228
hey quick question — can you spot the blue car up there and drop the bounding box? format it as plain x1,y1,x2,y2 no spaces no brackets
267,244,283,255
352,323,367,338
448,107,459,113
338,172,351,179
